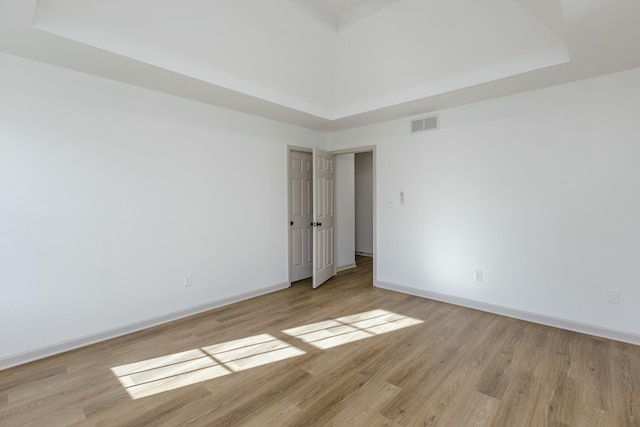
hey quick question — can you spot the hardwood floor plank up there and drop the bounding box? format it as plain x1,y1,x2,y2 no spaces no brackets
533,328,577,425
8,406,88,427
92,385,212,427
575,404,609,427
380,311,486,423
474,320,524,400
446,391,500,427
2,256,640,426
404,317,509,426
382,307,476,389
410,361,480,426
240,397,302,427
288,328,432,426
0,365,68,394
290,342,389,410
206,368,311,426
572,336,613,413
354,414,404,427
320,377,400,426
488,323,549,426
609,340,640,426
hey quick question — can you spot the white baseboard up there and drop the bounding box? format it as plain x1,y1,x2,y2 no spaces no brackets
0,282,289,371
337,262,357,272
375,280,640,347
355,251,373,257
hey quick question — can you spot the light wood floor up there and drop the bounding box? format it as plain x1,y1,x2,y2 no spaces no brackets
2,256,640,426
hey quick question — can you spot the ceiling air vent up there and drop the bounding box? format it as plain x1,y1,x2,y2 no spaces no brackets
410,115,439,134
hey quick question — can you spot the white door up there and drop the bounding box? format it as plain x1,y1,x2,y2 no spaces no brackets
290,150,313,282
313,147,336,288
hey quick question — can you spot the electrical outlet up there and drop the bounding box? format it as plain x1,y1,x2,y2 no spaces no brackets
184,274,193,287
474,270,483,282
607,289,620,304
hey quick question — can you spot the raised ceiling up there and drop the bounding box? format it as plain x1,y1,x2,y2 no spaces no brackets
288,0,400,29
1,0,639,131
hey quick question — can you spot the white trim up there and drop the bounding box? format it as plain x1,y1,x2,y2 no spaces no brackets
0,282,289,371
337,262,357,272
375,280,640,347
330,146,377,285
372,148,377,285
332,145,376,155
355,251,373,257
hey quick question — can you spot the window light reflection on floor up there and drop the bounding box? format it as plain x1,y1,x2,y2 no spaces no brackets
111,310,423,399
111,334,305,399
282,309,424,350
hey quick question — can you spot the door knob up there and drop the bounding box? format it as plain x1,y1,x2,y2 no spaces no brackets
290,221,293,226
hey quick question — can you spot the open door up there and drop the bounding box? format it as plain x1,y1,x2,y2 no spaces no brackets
312,147,336,288
289,150,313,282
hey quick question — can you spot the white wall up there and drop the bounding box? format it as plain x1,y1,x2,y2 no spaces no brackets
355,152,374,255
335,154,355,270
3,50,640,370
0,52,324,365
328,67,640,340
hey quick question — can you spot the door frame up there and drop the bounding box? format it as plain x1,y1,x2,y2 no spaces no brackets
287,144,377,287
331,145,377,286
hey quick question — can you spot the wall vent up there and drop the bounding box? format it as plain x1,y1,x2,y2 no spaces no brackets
410,115,439,134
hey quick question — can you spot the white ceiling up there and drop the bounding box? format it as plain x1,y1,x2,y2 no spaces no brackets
1,0,640,132
288,0,400,29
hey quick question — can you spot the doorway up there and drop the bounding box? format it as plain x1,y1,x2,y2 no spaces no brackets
287,147,337,288
334,149,375,273
354,151,374,259
288,146,376,287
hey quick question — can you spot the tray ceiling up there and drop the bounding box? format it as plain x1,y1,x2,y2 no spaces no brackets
1,0,640,131
288,0,401,29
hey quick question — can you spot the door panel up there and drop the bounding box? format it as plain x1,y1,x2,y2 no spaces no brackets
313,147,336,288
290,151,313,282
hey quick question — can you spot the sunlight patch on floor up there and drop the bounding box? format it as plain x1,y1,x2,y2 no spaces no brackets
111,334,305,399
112,310,423,399
282,309,424,350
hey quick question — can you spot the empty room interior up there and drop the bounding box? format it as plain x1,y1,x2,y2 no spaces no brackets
2,0,640,425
